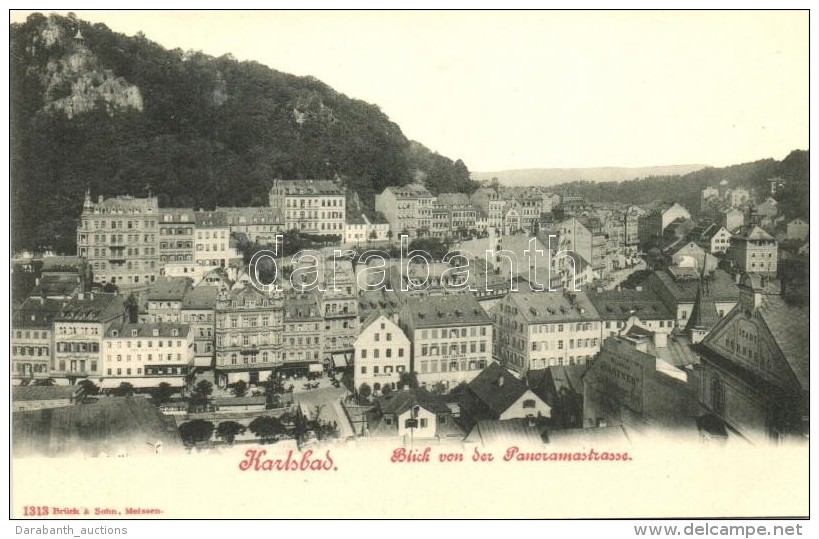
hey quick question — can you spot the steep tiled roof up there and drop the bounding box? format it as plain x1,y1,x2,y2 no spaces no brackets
758,296,809,391
404,294,490,329
685,279,721,332
509,290,599,324
587,289,673,321
107,322,191,339
468,362,529,416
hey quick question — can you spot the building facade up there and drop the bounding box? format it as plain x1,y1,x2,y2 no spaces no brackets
269,179,346,235
77,192,160,287
401,294,493,388
214,286,284,386
353,313,411,393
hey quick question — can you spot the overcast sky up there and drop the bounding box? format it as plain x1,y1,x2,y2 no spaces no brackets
11,10,809,172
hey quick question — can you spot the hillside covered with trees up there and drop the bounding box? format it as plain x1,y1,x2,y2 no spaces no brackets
548,150,809,219
11,13,477,254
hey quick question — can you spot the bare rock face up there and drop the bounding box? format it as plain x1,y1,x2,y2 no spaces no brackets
38,15,144,119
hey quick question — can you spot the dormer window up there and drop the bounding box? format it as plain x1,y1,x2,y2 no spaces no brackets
131,329,138,337
171,329,178,337
111,330,119,337
152,329,159,337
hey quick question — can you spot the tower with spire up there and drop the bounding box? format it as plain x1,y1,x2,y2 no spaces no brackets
686,267,721,344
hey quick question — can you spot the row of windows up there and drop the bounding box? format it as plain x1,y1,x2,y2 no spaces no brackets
108,353,183,362
420,326,488,339
107,339,183,348
83,220,157,230
359,364,406,374
159,227,193,235
53,359,97,372
196,230,228,240
13,330,48,339
359,347,406,359
285,198,344,208
419,358,487,373
12,346,49,356
57,326,99,335
107,366,184,376
531,322,599,334
56,342,100,353
420,342,487,356
160,241,193,249
226,351,276,364
196,244,227,252
531,338,598,351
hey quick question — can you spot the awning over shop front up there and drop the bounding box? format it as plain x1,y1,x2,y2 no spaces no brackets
331,352,352,369
99,377,186,389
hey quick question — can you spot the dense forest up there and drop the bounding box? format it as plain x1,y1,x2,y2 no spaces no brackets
548,150,809,220
10,13,476,254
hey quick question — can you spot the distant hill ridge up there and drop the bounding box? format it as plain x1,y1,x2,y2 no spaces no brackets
472,164,708,187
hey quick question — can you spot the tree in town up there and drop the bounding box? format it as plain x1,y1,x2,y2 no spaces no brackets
178,419,215,447
112,382,135,397
32,378,56,387
248,416,286,444
386,229,394,242
430,381,448,395
123,293,139,323
381,384,393,396
78,379,100,396
150,381,175,405
233,380,248,398
216,421,246,445
397,371,419,390
189,379,214,411
358,383,372,403
368,229,378,241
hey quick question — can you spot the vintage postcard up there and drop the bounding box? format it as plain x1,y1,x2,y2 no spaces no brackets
8,10,809,520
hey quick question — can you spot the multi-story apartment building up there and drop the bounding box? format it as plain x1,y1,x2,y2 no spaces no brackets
436,193,477,234
374,183,435,237
194,210,241,269
694,224,732,254
353,313,411,393
517,191,543,233
52,292,126,384
492,290,601,374
638,202,691,250
587,289,677,341
344,213,390,245
400,294,493,389
214,285,284,386
158,208,195,267
218,206,285,244
430,204,451,239
321,259,358,359
282,291,324,373
181,286,218,370
269,179,346,235
11,297,62,384
557,216,607,276
146,276,191,323
102,322,193,390
77,191,160,287
726,225,778,276
469,187,505,232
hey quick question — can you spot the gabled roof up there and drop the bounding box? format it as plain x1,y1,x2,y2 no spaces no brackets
509,290,599,324
587,289,673,321
56,293,124,323
757,296,809,391
733,225,775,241
181,286,219,310
404,294,490,329
379,389,451,416
649,268,739,303
146,277,191,301
468,362,530,416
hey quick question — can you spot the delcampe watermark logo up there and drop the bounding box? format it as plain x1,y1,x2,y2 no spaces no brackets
247,235,582,294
